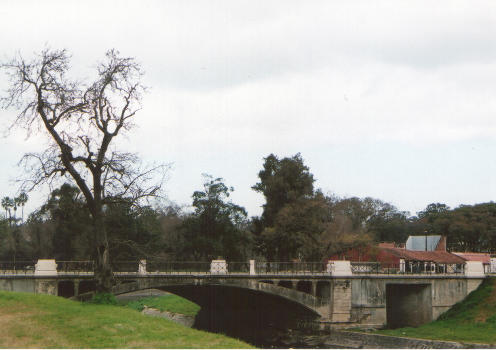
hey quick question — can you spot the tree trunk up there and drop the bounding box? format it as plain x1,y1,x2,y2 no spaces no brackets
93,215,114,293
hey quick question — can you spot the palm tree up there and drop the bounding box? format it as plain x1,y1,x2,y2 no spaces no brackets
1,197,14,226
14,193,28,224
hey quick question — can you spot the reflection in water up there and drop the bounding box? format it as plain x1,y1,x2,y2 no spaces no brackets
193,307,331,348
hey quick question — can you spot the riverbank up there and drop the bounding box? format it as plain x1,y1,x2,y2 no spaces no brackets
0,290,252,348
117,289,198,328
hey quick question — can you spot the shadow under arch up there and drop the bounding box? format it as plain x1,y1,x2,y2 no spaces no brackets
159,284,321,347
114,281,322,347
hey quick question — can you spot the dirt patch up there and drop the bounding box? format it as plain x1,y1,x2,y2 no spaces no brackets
142,306,195,328
474,279,496,323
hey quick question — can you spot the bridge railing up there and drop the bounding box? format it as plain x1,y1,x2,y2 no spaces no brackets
57,261,94,274
146,261,211,274
0,260,36,275
112,260,140,274
483,263,496,274
0,259,483,276
227,261,250,273
350,261,466,275
255,261,328,275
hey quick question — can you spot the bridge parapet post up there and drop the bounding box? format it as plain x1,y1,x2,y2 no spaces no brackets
327,260,352,276
249,260,256,275
210,259,228,274
138,259,147,275
465,261,484,277
35,259,58,276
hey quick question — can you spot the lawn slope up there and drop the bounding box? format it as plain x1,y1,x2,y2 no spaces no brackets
123,294,201,316
377,277,496,344
0,291,252,348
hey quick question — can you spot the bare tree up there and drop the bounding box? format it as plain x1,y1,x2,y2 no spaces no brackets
1,48,167,291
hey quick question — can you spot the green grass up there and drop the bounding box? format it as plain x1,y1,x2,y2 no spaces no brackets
0,291,253,348
375,277,496,344
122,294,201,316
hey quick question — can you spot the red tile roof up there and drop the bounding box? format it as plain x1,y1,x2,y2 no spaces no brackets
381,247,467,264
452,252,491,263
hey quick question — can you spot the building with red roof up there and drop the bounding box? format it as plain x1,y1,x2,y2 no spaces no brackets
329,235,467,272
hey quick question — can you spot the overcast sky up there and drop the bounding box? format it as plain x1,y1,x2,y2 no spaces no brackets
1,1,496,218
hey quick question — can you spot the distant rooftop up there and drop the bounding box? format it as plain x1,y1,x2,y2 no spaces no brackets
383,247,466,264
406,235,442,251
452,252,491,263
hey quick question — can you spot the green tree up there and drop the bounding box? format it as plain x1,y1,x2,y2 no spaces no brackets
15,192,28,224
262,192,332,261
252,153,314,228
38,184,93,260
179,175,251,261
1,197,14,227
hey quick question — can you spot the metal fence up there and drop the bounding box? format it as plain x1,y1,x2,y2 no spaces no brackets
57,261,94,274
146,261,211,274
112,260,140,274
255,261,328,275
0,259,478,276
0,260,36,275
483,263,494,274
226,261,250,273
350,261,465,275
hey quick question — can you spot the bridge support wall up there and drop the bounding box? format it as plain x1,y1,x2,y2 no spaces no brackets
348,277,484,328
0,278,58,296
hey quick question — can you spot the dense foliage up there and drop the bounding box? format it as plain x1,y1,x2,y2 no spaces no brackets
1,153,495,264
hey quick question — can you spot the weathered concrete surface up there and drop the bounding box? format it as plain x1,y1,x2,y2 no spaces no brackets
35,279,58,295
349,277,484,327
0,277,57,295
330,279,352,322
386,284,432,328
316,331,496,349
0,278,35,293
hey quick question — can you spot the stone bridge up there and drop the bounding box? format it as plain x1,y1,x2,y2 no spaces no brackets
0,259,490,329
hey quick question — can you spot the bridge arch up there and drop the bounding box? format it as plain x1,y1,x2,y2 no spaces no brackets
112,277,326,318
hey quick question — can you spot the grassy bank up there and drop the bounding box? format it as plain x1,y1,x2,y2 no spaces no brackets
122,294,201,316
0,291,252,348
376,277,496,344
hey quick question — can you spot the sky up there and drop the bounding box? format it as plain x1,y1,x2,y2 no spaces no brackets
1,0,496,218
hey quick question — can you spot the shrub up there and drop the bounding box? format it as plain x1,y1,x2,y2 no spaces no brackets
89,292,118,305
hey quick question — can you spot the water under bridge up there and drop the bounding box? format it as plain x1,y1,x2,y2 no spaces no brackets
0,259,491,329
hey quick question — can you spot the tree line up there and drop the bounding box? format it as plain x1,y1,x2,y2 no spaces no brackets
2,153,495,265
